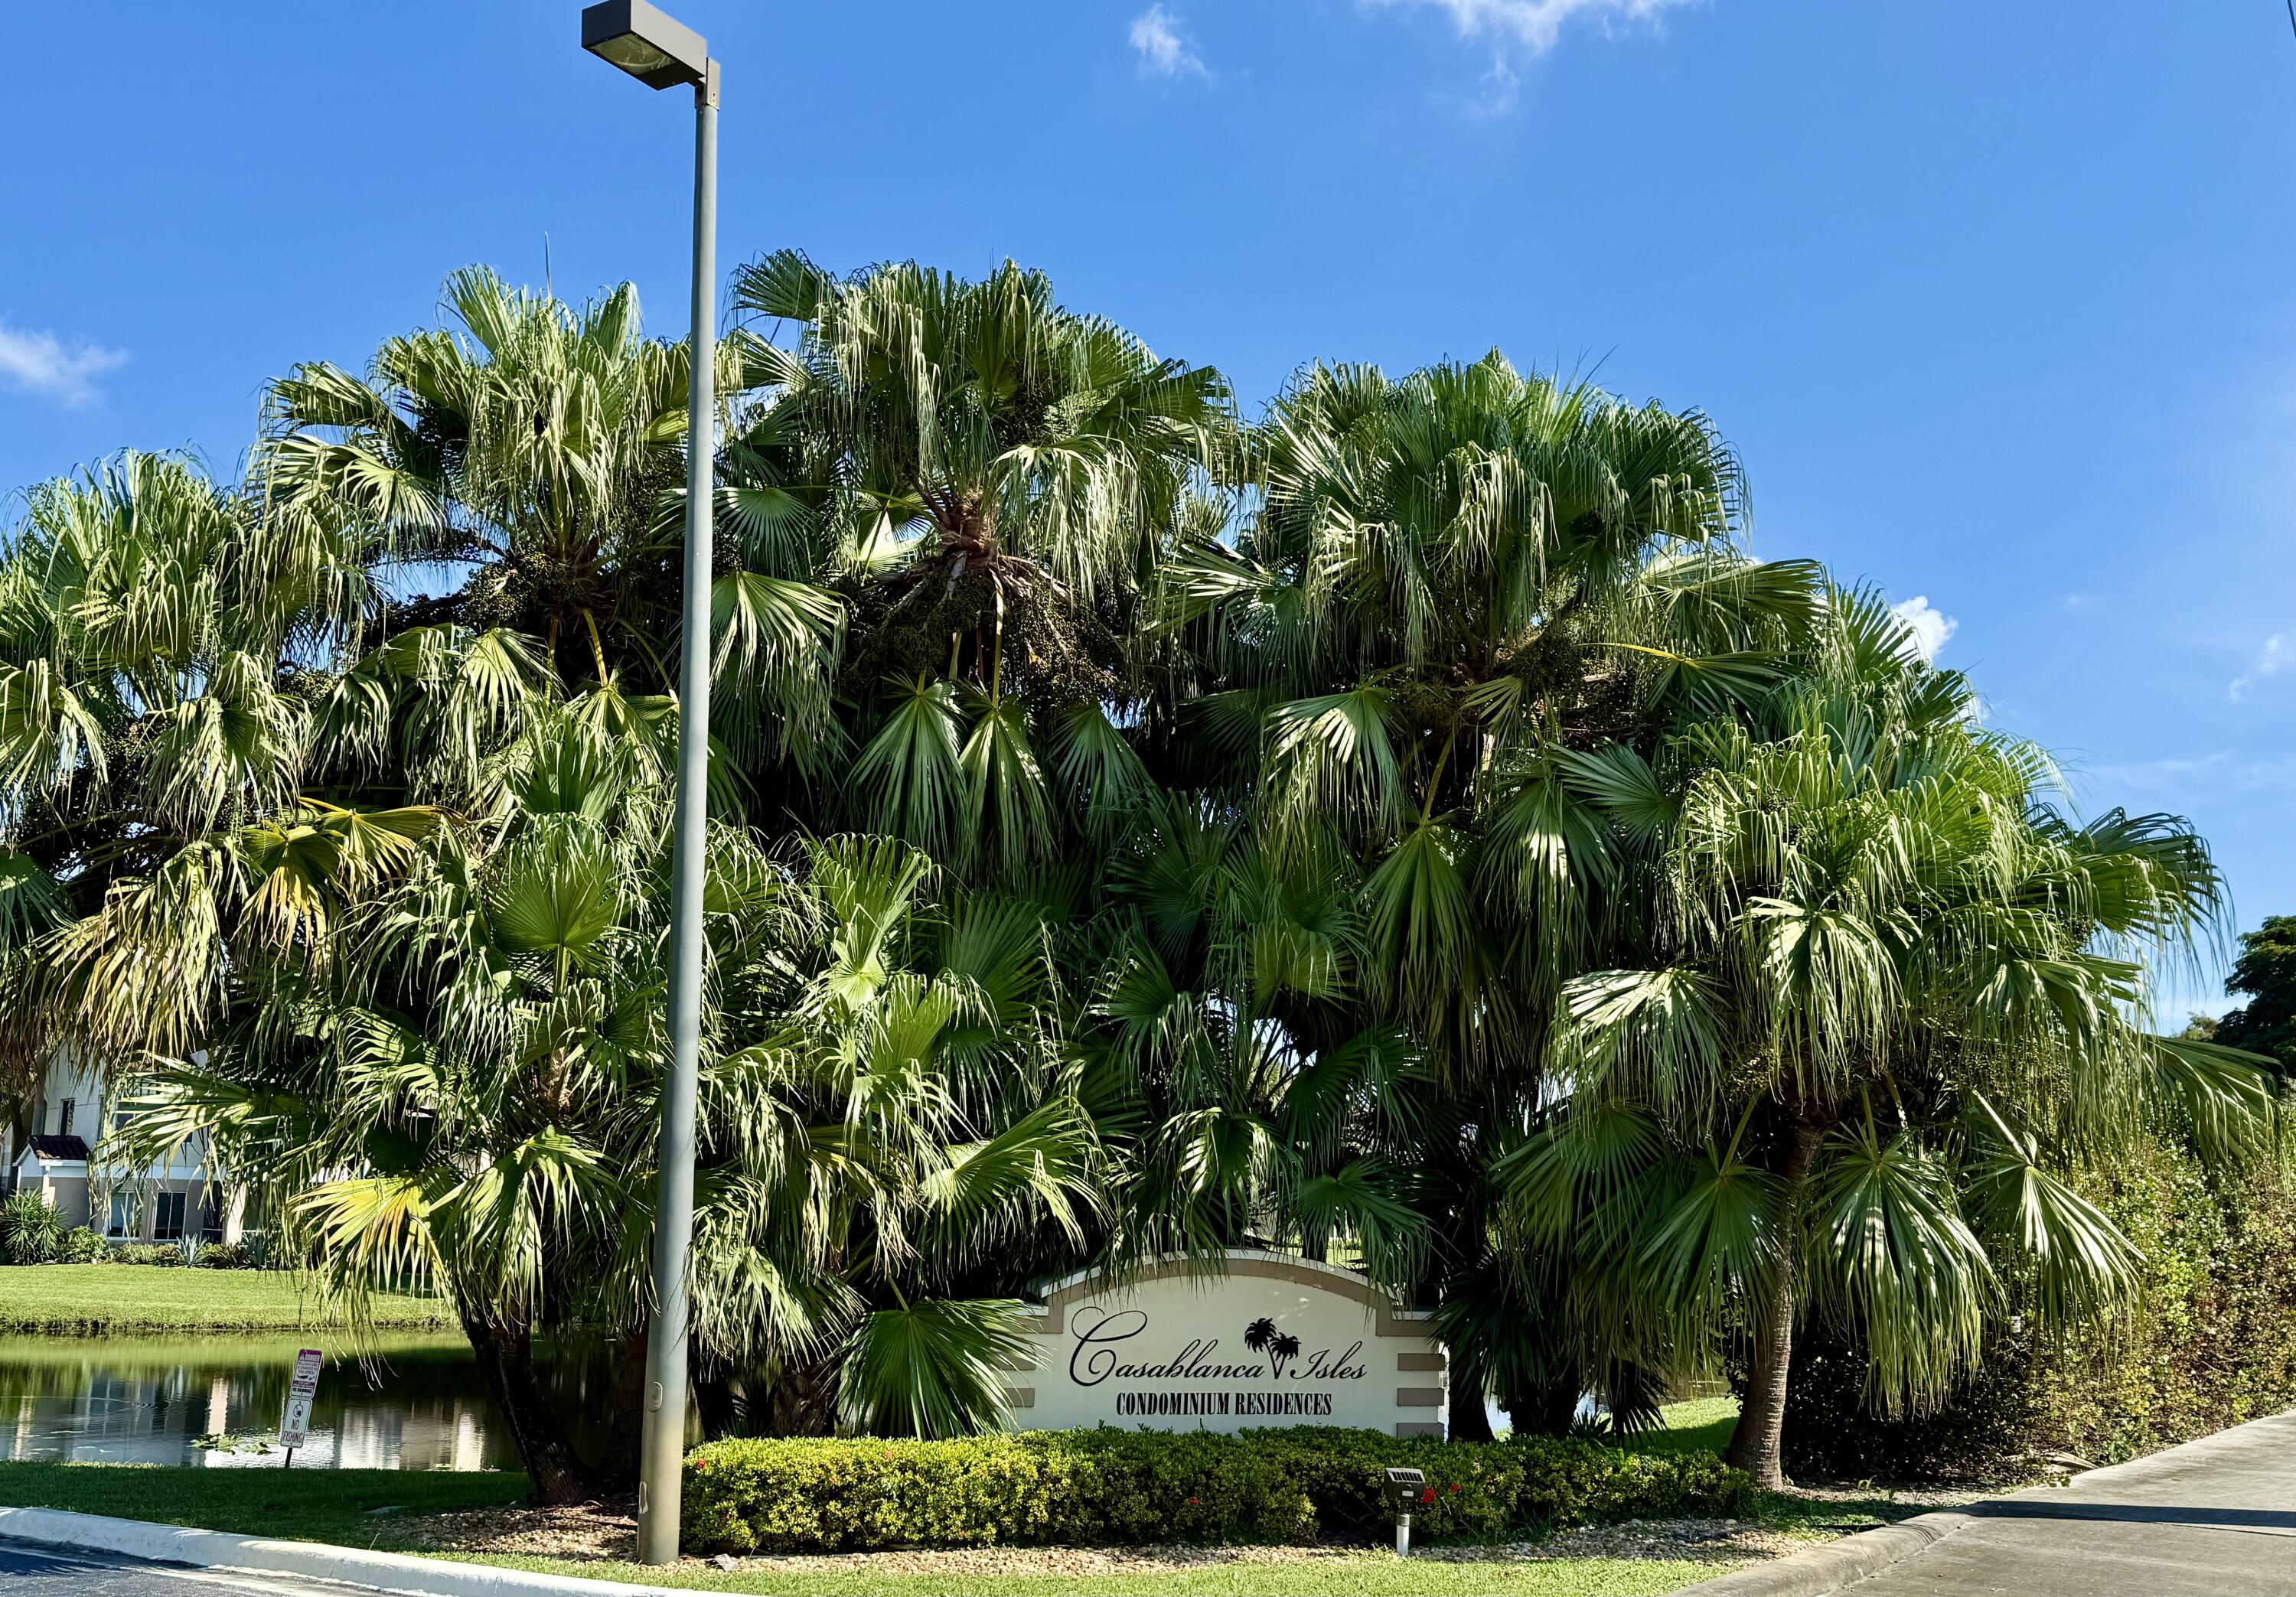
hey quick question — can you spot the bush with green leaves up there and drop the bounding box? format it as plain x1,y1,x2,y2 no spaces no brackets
0,1192,61,1264
54,1227,106,1264
680,1426,1748,1554
1781,1133,2296,1481
194,1241,253,1269
2027,1144,2296,1465
108,1240,188,1267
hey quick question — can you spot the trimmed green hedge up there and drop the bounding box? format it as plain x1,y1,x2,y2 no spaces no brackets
680,1426,1750,1553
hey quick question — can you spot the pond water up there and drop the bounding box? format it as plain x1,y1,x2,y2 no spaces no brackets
0,1334,614,1471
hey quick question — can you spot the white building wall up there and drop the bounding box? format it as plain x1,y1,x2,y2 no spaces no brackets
7,1053,240,1246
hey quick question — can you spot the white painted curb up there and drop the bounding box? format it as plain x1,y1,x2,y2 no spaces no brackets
0,1505,687,1597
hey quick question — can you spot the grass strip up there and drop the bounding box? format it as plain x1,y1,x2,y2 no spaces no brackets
0,1266,452,1334
0,1461,527,1547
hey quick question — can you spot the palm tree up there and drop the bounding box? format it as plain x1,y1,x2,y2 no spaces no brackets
0,451,383,1087
1163,351,1820,1067
1511,588,2275,1487
263,269,681,689
696,832,1106,1439
120,717,1106,1486
725,252,1233,875
1145,353,1821,1432
259,266,845,768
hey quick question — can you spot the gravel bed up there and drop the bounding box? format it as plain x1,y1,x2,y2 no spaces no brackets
390,1502,1805,1576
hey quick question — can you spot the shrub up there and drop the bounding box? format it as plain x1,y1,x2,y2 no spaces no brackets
54,1227,106,1265
195,1242,252,1269
2024,1148,2296,1465
0,1192,61,1265
1781,1136,2296,1481
109,1240,189,1266
1779,1326,2040,1484
680,1426,1749,1555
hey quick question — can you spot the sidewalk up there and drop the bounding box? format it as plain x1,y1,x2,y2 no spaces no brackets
1687,1408,2296,1597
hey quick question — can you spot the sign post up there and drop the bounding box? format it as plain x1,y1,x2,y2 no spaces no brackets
279,1348,322,1469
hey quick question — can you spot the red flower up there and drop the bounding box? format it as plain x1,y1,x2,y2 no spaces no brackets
1186,1496,1201,1506
1420,1486,1436,1504
1447,1483,1460,1494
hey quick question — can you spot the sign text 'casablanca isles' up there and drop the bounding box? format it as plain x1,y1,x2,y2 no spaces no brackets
1006,1250,1450,1438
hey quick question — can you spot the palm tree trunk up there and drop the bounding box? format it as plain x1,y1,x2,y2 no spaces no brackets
693,1368,741,1441
1446,1349,1494,1442
765,1348,839,1437
457,1303,592,1504
1502,1374,1580,1437
1727,1116,1824,1491
592,1328,650,1488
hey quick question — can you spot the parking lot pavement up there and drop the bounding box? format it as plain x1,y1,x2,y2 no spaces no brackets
0,1537,367,1597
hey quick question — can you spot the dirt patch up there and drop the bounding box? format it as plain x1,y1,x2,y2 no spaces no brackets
387,1501,1805,1576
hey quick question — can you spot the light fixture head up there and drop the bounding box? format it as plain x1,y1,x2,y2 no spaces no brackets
581,0,709,90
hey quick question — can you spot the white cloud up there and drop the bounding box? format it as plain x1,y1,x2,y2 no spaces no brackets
1890,595,1958,664
2230,633,2296,700
1367,0,1700,58
1129,5,1208,77
0,322,127,409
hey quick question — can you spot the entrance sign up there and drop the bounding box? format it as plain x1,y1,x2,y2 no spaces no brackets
279,1347,323,1461
1009,1250,1447,1438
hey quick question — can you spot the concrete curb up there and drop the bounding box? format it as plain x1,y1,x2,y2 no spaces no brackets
1667,1511,1978,1597
0,1505,687,1597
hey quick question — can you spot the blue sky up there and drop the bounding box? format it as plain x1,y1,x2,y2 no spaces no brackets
2,1,2291,1018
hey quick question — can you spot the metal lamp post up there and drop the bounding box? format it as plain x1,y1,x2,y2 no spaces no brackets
579,0,717,1566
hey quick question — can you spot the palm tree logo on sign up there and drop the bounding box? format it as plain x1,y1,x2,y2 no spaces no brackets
1243,1318,1303,1380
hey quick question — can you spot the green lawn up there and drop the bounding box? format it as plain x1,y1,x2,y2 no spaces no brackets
1636,1397,1740,1458
0,1462,527,1547
0,1266,453,1334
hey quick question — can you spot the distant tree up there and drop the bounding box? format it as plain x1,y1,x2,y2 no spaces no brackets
2214,916,2296,1085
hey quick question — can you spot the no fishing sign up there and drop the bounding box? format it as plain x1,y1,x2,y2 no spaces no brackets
279,1348,323,1463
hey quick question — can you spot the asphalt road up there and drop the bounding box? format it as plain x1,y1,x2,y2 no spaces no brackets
1844,1409,2296,1596
0,1538,362,1596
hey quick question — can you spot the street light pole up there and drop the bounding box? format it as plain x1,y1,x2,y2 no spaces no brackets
578,0,717,1566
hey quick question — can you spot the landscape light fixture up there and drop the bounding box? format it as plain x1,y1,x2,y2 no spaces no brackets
1385,1466,1427,1557
579,0,719,1568
581,0,709,88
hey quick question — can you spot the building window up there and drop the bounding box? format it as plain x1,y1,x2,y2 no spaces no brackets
57,1099,75,1138
109,1191,137,1239
154,1190,187,1243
